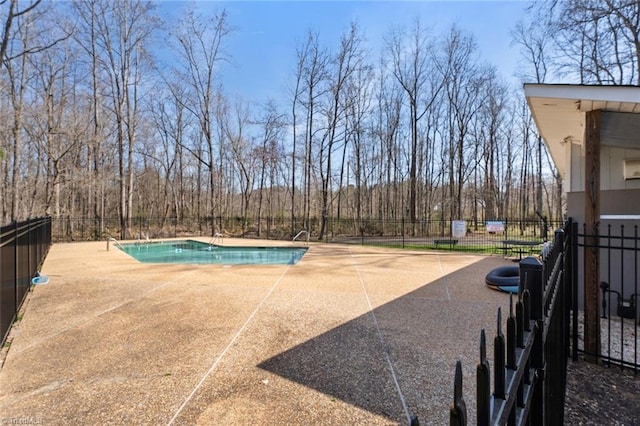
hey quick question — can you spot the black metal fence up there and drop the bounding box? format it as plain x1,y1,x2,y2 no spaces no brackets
0,216,52,345
51,216,560,253
573,221,640,372
443,222,571,425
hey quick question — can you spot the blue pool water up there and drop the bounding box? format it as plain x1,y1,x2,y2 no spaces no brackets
118,240,307,265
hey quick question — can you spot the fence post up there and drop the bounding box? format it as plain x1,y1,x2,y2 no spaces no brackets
522,290,531,332
520,257,544,323
505,218,509,241
28,219,33,283
13,221,19,310
516,296,524,347
563,219,574,361
570,220,579,361
543,227,568,425
519,256,544,424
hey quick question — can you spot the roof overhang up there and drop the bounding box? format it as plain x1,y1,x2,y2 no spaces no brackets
524,84,640,176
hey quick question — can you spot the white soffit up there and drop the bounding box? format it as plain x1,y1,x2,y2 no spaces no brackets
524,84,640,176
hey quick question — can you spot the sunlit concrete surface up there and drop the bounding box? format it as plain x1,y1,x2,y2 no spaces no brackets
0,238,513,425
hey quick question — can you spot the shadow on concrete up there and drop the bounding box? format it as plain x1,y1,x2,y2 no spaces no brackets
258,256,507,423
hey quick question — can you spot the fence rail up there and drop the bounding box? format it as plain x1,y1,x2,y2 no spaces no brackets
441,222,570,425
574,222,640,372
51,216,560,253
0,216,52,345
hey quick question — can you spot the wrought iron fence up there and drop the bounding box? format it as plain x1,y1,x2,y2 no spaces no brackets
573,221,640,372
329,218,560,255
438,217,640,425
438,222,571,425
0,216,52,345
51,216,560,254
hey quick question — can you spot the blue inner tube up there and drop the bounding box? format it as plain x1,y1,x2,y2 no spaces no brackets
485,266,519,294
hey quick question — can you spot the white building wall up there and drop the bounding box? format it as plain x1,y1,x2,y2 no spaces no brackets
569,143,640,192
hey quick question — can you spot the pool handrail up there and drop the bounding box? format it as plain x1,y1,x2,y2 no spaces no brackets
292,230,308,244
137,233,150,244
107,237,125,251
208,232,224,246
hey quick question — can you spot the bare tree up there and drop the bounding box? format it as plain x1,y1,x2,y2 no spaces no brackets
146,81,193,230
0,0,41,65
73,0,110,233
538,0,640,85
4,10,31,221
254,100,286,236
387,19,443,227
289,35,316,236
1,0,69,222
170,7,231,235
224,98,254,232
341,61,373,223
295,32,328,237
290,41,304,235
318,22,364,240
29,38,82,220
84,0,158,238
513,8,564,221
372,59,403,224
0,1,583,240
437,25,486,221
475,73,509,221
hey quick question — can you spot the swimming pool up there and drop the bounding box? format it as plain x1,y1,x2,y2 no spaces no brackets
118,240,308,265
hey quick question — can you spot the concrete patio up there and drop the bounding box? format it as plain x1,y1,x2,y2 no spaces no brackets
0,239,513,425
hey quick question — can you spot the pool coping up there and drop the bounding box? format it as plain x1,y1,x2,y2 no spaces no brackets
117,239,309,265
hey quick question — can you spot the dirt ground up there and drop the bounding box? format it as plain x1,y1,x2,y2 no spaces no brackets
564,359,640,425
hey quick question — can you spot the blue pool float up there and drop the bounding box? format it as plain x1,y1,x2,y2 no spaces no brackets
485,265,519,294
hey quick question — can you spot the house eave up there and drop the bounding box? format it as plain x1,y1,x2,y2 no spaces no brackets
524,84,640,177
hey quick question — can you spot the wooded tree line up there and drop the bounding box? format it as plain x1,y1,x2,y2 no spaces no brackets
1,0,638,239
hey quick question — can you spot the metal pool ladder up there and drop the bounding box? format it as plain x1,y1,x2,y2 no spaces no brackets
292,230,308,244
107,237,124,251
208,232,224,246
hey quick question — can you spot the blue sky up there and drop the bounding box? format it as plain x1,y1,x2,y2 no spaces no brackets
159,1,530,106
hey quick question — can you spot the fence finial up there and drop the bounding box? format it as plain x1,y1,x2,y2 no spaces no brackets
523,289,531,332
507,297,517,369
477,330,490,426
450,361,467,426
509,293,514,316
494,307,506,399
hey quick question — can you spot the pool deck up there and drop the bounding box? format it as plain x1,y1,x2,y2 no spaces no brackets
0,238,514,425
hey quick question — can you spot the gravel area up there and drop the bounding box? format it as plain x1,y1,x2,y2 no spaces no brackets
565,359,640,425
565,312,639,425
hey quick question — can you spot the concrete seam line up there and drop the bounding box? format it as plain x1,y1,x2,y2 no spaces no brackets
348,248,412,425
437,254,452,302
167,266,291,425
